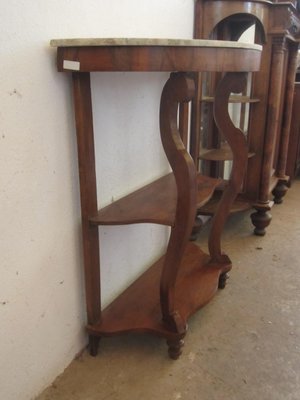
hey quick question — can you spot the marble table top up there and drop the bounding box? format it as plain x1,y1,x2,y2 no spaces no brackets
50,37,262,51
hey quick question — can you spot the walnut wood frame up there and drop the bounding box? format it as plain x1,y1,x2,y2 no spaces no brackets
52,39,261,358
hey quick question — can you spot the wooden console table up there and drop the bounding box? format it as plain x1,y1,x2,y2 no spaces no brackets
51,38,261,359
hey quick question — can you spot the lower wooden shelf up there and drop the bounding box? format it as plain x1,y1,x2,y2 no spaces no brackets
199,143,255,161
197,175,280,219
87,242,230,339
201,95,260,103
198,192,252,215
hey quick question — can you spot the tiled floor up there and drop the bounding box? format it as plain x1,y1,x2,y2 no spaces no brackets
37,178,300,400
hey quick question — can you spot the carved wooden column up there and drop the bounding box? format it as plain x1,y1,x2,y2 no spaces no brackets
272,41,299,202
251,35,287,235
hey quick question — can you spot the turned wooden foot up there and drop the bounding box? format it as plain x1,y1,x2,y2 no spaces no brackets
89,335,100,357
218,272,229,289
250,209,272,236
272,181,288,204
167,338,185,360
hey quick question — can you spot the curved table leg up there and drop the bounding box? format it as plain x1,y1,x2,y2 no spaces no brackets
159,72,197,354
208,72,249,286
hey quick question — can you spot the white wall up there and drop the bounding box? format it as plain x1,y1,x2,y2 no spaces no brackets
0,1,194,399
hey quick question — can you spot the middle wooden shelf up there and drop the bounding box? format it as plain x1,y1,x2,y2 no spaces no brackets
199,142,256,161
89,172,222,227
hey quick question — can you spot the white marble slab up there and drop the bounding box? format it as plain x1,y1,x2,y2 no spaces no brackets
50,37,262,51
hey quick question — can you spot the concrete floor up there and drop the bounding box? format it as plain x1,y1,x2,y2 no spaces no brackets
37,178,300,400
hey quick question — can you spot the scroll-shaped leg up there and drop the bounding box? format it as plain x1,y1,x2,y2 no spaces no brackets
208,72,249,282
159,73,197,343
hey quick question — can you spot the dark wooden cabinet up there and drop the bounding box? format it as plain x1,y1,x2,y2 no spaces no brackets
287,66,300,183
192,0,300,235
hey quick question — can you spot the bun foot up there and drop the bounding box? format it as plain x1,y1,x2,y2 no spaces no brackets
89,335,100,357
218,272,229,289
272,181,288,204
250,209,272,236
167,338,184,360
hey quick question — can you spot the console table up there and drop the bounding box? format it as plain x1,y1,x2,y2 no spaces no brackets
51,38,262,359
